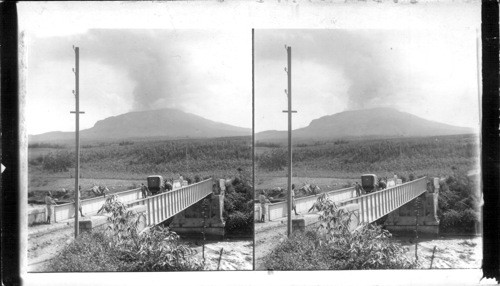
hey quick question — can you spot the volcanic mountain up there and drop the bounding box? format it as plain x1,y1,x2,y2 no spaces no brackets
256,107,475,141
29,108,251,142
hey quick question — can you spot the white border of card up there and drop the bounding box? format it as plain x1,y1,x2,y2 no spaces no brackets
18,1,493,286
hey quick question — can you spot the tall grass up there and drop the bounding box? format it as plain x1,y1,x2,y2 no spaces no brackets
256,134,478,178
29,137,252,178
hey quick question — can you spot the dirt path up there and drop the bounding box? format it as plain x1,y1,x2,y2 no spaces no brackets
28,224,74,272
254,218,289,270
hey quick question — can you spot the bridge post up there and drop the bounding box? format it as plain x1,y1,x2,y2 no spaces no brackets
169,181,226,239
384,177,440,236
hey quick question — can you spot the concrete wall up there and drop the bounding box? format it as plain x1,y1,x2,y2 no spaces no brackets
28,207,46,225
384,179,440,236
291,203,360,233
170,193,225,238
53,188,142,222
265,187,356,221
79,204,147,233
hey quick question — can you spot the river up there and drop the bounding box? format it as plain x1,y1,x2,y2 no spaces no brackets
177,238,254,270
392,235,482,269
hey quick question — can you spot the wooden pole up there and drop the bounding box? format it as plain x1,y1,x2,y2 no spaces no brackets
252,29,255,222
251,29,256,270
74,47,80,238
287,46,292,237
71,46,85,238
282,46,296,237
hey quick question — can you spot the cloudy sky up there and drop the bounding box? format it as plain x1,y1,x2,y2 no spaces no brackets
255,29,480,132
25,29,251,135
20,1,480,135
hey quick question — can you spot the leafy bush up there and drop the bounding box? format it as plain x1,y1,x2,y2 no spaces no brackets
225,211,253,232
50,195,203,272
101,195,203,271
438,172,480,233
265,193,417,270
49,231,124,272
223,172,254,234
194,175,201,183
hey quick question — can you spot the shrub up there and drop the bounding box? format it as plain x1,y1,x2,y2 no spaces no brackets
194,175,201,183
225,211,253,232
50,195,203,272
438,171,480,233
223,171,254,235
49,231,124,272
265,193,417,270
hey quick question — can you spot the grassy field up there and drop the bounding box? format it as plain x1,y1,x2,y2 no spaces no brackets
28,136,252,199
255,134,479,181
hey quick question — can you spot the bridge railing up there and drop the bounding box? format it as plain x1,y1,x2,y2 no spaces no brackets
127,178,213,226
336,177,428,224
267,186,356,221
53,188,142,222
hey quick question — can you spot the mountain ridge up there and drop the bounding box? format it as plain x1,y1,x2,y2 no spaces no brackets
29,108,251,142
257,107,474,141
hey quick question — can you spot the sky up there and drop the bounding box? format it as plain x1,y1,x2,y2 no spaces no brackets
19,1,480,135
25,29,251,135
255,29,481,132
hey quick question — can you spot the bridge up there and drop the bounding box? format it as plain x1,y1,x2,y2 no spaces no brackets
31,178,226,237
256,177,439,235
127,178,226,237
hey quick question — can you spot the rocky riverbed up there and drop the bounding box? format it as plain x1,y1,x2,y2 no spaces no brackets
394,235,482,269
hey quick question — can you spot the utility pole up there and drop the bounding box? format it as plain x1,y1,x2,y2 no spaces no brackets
252,29,255,216
70,46,85,238
282,45,296,237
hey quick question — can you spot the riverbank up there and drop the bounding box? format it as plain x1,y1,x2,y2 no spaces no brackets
394,235,482,269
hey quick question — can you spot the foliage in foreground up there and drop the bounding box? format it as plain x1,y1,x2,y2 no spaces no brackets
264,194,417,270
49,231,125,272
438,171,481,233
223,173,254,234
49,195,203,272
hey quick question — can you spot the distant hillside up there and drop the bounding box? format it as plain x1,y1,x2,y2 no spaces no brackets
257,107,474,141
29,108,251,142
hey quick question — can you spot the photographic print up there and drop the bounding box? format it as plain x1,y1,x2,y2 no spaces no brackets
12,0,497,285
23,26,253,271
254,28,482,270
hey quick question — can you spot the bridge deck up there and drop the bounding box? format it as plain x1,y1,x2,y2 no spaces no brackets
126,178,213,226
337,177,427,224
259,177,427,226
